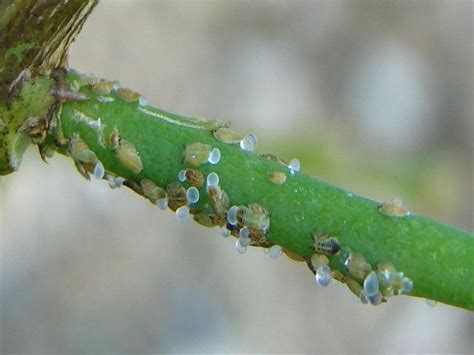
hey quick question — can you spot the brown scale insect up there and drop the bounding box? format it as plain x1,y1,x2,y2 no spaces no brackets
207,185,230,223
166,182,188,211
114,140,143,174
267,171,287,185
69,133,97,164
116,87,141,102
91,80,117,95
212,127,242,144
110,127,143,174
185,169,205,188
236,203,270,233
141,179,167,205
312,234,341,256
344,252,372,282
248,228,270,248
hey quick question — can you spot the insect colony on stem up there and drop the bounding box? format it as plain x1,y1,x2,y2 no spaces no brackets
52,73,415,307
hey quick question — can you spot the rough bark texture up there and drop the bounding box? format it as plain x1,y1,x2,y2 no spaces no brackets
0,0,97,174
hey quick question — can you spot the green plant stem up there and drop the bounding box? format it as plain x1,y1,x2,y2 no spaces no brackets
46,70,473,310
1,0,472,311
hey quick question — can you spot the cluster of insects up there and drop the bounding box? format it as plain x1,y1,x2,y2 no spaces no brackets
306,232,413,305
47,72,415,307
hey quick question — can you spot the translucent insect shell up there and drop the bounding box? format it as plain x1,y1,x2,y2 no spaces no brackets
315,265,332,287
240,133,257,152
183,142,212,167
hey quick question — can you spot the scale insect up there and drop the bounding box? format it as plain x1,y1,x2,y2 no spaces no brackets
267,171,287,185
110,128,143,174
141,179,167,205
185,169,205,188
166,182,188,211
69,133,97,164
116,87,141,102
313,234,341,256
378,198,410,217
91,79,117,95
208,185,230,221
182,142,212,167
233,203,270,233
344,252,372,281
114,139,143,174
212,127,242,144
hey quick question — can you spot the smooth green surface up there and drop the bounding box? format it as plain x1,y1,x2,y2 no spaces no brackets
53,71,474,310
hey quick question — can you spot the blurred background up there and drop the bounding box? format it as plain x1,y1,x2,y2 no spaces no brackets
1,0,473,353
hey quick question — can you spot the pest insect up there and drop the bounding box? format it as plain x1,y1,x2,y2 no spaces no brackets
207,185,230,222
313,234,341,256
267,171,287,185
116,87,141,102
212,127,242,144
378,197,410,217
114,139,143,174
69,133,97,164
166,182,188,211
182,142,212,167
110,128,143,174
236,203,270,233
344,252,372,281
109,127,121,147
141,179,167,205
91,79,117,95
185,169,205,188
310,253,329,269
